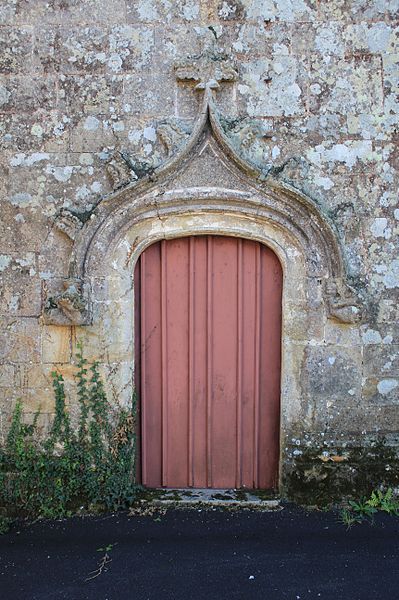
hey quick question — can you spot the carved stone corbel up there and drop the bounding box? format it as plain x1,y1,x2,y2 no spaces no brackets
325,278,363,324
54,209,84,241
43,278,91,326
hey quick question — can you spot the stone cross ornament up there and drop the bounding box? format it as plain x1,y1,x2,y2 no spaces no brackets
174,49,238,91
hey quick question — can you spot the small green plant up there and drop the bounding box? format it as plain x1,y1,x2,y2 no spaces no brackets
348,498,378,519
340,487,399,527
367,488,399,515
0,342,138,520
0,515,11,535
339,508,362,529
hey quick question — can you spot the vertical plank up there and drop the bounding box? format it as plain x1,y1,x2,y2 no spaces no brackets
163,238,190,487
192,237,208,487
240,241,257,488
236,239,243,488
140,243,163,487
134,257,142,484
258,246,283,489
206,237,213,487
188,238,194,487
210,237,239,488
161,241,168,486
253,243,261,488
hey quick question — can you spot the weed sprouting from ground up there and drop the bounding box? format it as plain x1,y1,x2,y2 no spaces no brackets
339,487,399,528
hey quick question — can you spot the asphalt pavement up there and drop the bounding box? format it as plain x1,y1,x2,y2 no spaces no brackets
1,505,398,600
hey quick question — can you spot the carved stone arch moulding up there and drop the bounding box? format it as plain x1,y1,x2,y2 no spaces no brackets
44,85,363,327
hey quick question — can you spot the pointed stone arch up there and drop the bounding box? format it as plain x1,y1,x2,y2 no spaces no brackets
45,89,362,327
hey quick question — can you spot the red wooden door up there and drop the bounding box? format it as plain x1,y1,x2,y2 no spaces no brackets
135,236,282,489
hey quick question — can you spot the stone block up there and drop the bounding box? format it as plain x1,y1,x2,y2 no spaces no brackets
291,21,346,57
0,273,42,317
324,321,362,346
313,403,399,433
362,377,399,404
153,24,202,71
0,205,40,254
0,110,70,154
15,364,52,389
239,0,317,23
0,0,127,26
41,325,72,363
308,55,383,117
383,53,399,115
35,26,108,75
0,27,34,74
0,317,41,363
237,55,308,117
106,25,155,74
317,0,397,22
97,361,134,407
123,73,175,118
364,344,399,377
345,22,399,56
0,364,14,387
58,74,124,115
0,393,17,434
126,0,202,24
21,388,57,414
284,304,325,342
302,345,363,402
0,75,57,114
217,21,291,60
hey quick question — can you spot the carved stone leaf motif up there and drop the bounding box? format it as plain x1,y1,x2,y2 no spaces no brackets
221,117,275,174
106,151,138,190
157,120,191,156
55,209,83,241
43,279,91,326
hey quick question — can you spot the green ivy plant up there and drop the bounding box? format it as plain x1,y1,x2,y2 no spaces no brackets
0,342,138,521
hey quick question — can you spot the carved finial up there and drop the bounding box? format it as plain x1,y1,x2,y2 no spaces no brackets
106,151,137,190
174,49,238,92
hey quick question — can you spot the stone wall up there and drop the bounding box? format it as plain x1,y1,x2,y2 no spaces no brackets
0,0,398,494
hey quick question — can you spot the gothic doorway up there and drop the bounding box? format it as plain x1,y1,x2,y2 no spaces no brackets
135,235,283,490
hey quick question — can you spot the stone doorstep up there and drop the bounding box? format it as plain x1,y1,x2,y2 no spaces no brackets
149,488,282,510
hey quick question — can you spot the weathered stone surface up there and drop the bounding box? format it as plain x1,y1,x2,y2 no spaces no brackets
302,345,363,403
41,325,72,364
0,318,41,363
0,0,398,499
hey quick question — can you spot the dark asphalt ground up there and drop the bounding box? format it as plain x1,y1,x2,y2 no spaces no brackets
0,505,398,600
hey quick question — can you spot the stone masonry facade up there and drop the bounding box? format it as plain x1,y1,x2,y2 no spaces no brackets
0,0,398,496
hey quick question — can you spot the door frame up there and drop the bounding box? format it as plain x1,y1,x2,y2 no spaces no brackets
98,209,309,492
70,203,340,494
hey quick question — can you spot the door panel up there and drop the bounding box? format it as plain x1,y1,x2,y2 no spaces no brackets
135,236,282,489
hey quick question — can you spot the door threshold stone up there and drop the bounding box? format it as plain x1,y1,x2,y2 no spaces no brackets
149,488,282,510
